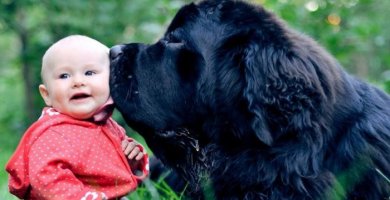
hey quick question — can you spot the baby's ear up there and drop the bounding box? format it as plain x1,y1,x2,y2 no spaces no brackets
39,84,52,106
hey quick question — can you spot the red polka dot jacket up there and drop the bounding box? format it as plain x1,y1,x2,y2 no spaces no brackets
6,107,149,199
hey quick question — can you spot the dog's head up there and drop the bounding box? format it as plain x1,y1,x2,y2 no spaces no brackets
110,0,339,146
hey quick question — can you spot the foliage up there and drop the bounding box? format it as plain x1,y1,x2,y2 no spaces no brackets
259,0,390,80
0,0,389,199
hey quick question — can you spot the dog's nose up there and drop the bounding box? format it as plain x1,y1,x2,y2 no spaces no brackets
110,45,124,60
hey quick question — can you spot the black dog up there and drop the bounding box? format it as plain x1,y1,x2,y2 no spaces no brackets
109,0,390,199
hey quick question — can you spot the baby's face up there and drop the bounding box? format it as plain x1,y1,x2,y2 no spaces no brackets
40,39,110,119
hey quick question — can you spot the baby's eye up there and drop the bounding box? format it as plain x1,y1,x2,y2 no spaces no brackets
85,71,96,76
59,73,70,79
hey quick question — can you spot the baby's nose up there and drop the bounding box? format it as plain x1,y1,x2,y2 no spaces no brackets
72,75,85,87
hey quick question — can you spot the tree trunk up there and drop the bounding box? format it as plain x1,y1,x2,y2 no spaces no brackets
17,10,35,123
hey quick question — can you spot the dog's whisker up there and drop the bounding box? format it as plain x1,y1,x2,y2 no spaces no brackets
125,88,131,101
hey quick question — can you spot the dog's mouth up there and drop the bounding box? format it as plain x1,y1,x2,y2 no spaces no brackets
156,128,200,152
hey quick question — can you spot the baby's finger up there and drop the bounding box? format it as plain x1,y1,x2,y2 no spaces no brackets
124,142,137,155
128,147,140,160
135,152,144,161
121,140,129,151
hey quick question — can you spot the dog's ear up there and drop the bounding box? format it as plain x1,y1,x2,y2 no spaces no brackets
239,30,334,146
218,31,275,145
241,39,274,146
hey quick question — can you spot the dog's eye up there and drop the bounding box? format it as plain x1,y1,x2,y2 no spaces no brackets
167,32,180,42
160,32,186,50
166,41,185,49
163,32,184,44
162,38,184,49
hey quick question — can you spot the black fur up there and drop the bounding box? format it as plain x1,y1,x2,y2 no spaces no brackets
109,0,390,199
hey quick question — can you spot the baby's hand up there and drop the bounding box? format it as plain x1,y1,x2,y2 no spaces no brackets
121,140,144,161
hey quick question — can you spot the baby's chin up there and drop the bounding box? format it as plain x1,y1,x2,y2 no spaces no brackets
64,109,96,120
68,113,94,120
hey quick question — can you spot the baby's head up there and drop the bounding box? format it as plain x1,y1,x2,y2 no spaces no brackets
39,35,111,120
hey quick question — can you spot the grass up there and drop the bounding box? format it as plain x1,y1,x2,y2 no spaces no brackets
128,179,185,200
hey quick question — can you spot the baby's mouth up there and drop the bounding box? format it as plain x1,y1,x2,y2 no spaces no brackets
71,93,91,100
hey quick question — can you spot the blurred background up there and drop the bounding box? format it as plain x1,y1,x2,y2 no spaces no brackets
0,0,389,199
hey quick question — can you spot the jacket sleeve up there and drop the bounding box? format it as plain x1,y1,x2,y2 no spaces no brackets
28,129,107,200
108,118,149,182
125,137,150,182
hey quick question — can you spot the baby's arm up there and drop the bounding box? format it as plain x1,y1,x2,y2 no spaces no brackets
121,138,149,180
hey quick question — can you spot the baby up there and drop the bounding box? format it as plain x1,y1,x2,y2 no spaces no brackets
6,35,149,199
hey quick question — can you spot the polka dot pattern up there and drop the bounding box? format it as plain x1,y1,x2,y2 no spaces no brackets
6,107,149,199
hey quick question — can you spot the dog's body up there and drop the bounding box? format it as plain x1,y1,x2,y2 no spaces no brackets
109,0,390,199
